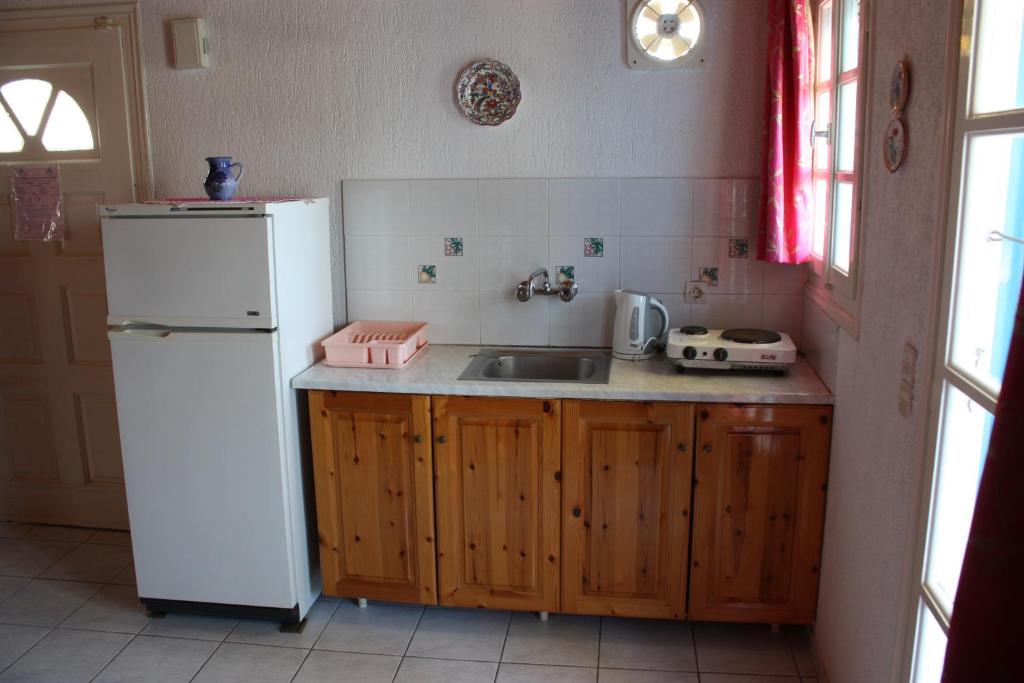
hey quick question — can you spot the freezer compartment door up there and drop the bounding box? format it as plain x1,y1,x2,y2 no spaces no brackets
109,329,297,608
102,217,277,328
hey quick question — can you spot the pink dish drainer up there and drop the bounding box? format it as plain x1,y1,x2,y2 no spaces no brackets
322,321,429,368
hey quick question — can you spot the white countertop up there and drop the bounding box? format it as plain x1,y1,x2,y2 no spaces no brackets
292,345,833,405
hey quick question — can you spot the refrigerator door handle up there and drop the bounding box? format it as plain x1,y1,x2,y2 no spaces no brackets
108,328,172,340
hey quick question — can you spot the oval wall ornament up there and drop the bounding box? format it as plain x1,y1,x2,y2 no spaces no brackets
455,59,521,126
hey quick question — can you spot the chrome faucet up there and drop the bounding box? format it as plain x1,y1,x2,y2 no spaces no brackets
515,268,579,303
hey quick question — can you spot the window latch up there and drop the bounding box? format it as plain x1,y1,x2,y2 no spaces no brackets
811,122,832,146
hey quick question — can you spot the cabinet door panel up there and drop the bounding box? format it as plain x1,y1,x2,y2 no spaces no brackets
690,404,832,623
434,397,560,611
309,391,436,604
563,400,694,619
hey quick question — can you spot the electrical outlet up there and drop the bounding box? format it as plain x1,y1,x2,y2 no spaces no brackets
685,281,708,304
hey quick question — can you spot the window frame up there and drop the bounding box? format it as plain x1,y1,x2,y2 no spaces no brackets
806,0,872,335
898,0,1024,679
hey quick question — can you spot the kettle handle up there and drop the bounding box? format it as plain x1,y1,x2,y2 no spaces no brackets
645,298,670,349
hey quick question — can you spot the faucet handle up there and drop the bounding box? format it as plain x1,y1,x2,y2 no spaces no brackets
515,280,533,302
558,279,579,302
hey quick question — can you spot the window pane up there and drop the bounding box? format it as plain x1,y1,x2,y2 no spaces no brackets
950,132,1024,393
836,81,858,172
0,107,24,153
40,91,94,152
818,2,833,83
971,0,1024,115
924,382,993,615
832,181,853,272
814,91,831,172
912,601,947,683
813,178,828,258
840,0,860,72
0,78,52,136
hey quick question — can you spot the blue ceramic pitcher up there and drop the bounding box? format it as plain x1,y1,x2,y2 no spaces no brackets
203,156,244,200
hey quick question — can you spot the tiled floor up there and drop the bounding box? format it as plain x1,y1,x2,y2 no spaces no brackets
0,523,820,682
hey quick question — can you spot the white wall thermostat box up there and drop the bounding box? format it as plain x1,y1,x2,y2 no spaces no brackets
170,18,210,70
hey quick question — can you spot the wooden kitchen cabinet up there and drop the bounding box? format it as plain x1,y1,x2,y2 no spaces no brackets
432,397,561,612
562,400,695,619
689,404,832,623
308,391,437,604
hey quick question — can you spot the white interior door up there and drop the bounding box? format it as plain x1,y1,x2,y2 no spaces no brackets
0,9,146,528
109,329,296,608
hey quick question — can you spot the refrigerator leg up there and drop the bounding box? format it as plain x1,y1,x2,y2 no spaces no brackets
279,618,307,634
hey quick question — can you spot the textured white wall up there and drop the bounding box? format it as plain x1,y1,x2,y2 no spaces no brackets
802,0,956,681
0,0,767,323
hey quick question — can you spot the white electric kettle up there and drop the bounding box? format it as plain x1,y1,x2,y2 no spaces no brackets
612,290,670,360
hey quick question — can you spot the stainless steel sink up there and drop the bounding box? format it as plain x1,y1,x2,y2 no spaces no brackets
458,348,611,384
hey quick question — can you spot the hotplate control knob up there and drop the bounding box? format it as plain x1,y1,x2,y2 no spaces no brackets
682,346,697,360
713,348,728,362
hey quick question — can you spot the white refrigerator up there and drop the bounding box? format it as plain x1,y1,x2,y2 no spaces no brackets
101,199,332,623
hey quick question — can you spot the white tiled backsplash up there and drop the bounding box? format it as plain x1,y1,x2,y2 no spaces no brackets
343,178,805,346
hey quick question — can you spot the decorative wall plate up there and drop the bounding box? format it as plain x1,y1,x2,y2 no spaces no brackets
883,117,907,173
890,59,910,114
455,59,521,126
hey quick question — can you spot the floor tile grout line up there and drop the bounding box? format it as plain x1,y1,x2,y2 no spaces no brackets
596,616,603,670
0,625,54,677
390,600,427,683
692,621,701,678
87,630,141,683
492,609,513,681
188,635,228,683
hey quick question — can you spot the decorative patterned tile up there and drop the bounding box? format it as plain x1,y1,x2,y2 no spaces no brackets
729,238,750,258
584,237,604,257
417,264,437,284
700,267,719,286
550,237,618,293
557,265,575,283
445,237,464,256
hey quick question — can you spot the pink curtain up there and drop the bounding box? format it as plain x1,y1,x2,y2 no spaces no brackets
759,0,815,264
942,282,1024,681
